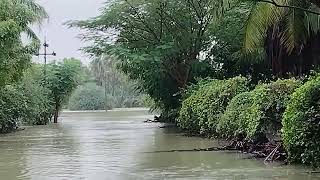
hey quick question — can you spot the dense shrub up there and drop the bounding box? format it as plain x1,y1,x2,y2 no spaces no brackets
217,92,254,139
68,84,106,111
0,82,52,133
18,80,53,125
283,76,320,167
0,86,25,133
219,79,301,141
178,76,249,135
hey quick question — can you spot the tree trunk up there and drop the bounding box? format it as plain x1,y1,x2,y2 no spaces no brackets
53,103,59,123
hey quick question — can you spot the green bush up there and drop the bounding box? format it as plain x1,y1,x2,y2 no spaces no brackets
17,80,53,125
178,76,249,135
0,86,25,133
217,92,254,139
282,76,320,167
219,79,301,141
68,84,106,111
0,82,52,133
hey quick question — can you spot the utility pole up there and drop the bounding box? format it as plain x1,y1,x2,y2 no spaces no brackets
104,70,110,112
35,39,56,82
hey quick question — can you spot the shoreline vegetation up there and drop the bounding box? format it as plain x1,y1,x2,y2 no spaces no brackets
146,118,287,166
148,75,320,168
70,0,320,168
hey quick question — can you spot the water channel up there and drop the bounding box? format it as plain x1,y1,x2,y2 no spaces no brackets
0,109,319,180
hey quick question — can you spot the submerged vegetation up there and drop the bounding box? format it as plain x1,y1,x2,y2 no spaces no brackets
0,59,83,133
0,0,48,133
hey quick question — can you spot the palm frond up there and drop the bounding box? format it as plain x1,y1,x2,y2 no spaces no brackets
25,26,39,41
305,5,320,35
243,0,287,53
15,0,48,48
280,0,308,53
14,0,48,23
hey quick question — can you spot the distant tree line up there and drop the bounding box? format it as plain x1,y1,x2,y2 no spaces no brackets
68,55,147,111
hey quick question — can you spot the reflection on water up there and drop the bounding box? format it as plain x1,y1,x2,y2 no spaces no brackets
0,108,319,180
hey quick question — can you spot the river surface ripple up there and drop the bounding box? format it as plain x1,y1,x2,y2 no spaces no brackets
0,109,319,180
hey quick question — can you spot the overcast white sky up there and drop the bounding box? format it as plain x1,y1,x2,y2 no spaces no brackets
32,0,106,64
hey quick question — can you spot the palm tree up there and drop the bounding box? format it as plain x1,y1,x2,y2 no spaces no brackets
15,0,48,47
0,0,47,85
242,0,320,76
91,55,110,111
244,0,320,52
15,0,49,51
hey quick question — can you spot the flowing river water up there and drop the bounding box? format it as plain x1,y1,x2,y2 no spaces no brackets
0,109,319,180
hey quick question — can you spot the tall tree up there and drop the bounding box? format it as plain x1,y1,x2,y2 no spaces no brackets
90,54,142,109
70,0,226,112
46,58,82,123
242,0,320,76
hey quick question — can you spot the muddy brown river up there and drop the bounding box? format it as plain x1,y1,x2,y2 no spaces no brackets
0,109,319,180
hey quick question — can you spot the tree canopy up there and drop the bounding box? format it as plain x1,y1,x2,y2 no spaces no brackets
46,58,83,123
0,0,47,86
70,0,249,112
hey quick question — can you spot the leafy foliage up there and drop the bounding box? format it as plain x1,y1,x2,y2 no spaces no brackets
45,58,82,123
68,83,106,111
205,3,271,83
177,76,249,135
17,77,52,125
0,0,47,86
89,55,145,109
240,0,320,77
0,0,49,132
283,75,320,167
0,65,52,133
70,0,233,114
243,0,320,54
0,85,26,133
219,79,301,140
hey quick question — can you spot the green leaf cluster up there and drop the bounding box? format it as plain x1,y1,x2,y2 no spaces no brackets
283,75,320,167
219,79,301,140
0,68,52,133
0,0,47,86
177,76,249,135
70,0,234,115
45,58,83,117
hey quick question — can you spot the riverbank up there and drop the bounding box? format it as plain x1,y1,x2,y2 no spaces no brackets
152,119,288,165
173,76,320,168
